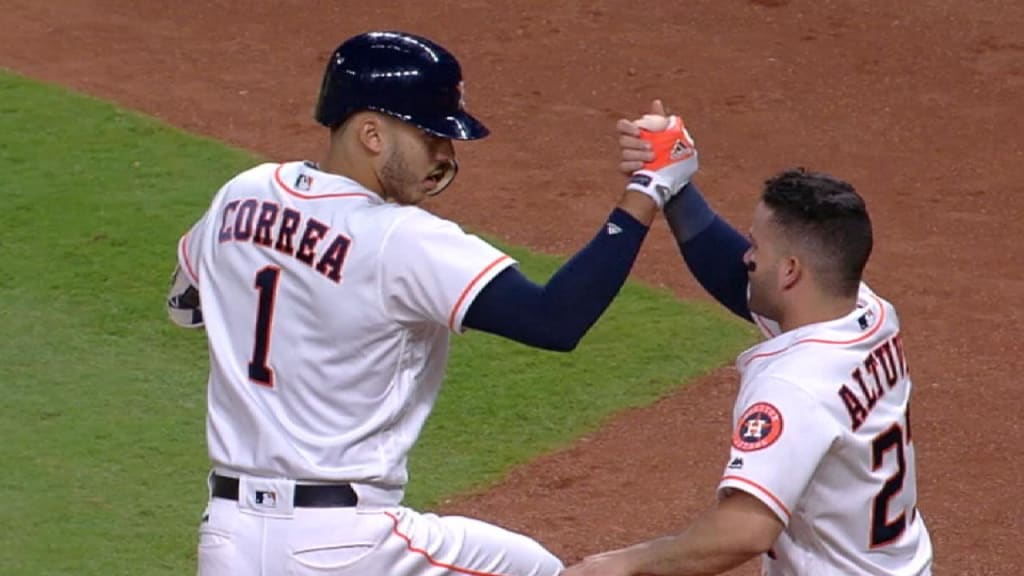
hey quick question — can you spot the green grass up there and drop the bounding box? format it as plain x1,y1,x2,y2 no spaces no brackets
0,69,754,575
408,244,755,505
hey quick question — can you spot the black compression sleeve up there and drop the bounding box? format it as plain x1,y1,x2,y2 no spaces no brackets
664,184,753,321
463,208,648,351
678,216,753,321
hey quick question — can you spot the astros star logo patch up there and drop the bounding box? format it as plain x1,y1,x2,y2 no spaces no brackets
732,402,784,451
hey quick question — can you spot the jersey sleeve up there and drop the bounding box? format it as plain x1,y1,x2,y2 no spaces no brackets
169,205,213,327
176,174,245,286
177,214,206,286
718,379,841,525
379,210,517,332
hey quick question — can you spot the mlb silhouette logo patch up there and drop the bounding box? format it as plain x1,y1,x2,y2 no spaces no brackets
255,490,278,508
732,402,784,452
295,174,315,191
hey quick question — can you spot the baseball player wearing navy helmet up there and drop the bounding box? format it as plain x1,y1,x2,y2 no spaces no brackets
167,31,700,576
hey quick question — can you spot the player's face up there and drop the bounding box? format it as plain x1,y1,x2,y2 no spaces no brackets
745,201,786,320
379,121,456,206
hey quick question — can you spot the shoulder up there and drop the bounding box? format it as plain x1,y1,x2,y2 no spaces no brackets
741,339,861,406
378,207,510,277
385,206,478,240
741,373,819,403
190,163,279,216
394,205,458,226
848,282,903,342
379,207,505,265
205,163,282,203
857,281,896,312
735,375,842,437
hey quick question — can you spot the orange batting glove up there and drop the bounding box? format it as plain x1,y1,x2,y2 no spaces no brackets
625,115,699,208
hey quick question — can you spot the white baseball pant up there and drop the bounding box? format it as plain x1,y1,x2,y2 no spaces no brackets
197,473,563,576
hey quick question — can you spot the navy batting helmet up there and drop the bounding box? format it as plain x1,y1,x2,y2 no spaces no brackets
314,31,489,140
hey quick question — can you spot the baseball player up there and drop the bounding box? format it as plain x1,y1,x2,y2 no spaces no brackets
560,111,933,576
166,32,698,576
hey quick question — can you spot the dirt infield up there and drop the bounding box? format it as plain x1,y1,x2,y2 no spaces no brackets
4,1,1020,573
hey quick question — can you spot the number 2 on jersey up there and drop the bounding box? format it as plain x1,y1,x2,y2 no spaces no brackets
869,413,912,548
248,266,280,387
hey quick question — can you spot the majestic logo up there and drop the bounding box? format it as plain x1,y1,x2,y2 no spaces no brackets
727,457,745,470
605,222,623,235
732,402,784,452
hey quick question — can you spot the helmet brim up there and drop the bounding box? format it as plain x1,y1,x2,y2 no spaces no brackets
417,111,490,141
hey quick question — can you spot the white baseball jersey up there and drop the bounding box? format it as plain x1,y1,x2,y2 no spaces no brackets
718,283,932,575
175,161,515,503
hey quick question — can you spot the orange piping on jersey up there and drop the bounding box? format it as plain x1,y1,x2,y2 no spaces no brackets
741,294,887,368
721,475,791,519
384,511,515,576
753,313,779,338
179,234,199,285
273,164,373,200
448,255,512,331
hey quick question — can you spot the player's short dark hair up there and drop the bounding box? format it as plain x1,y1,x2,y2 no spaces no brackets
761,168,873,297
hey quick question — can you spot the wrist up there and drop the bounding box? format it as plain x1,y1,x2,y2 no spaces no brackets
664,182,716,243
616,189,659,226
626,170,674,209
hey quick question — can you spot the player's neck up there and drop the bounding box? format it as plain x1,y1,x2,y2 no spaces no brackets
778,293,858,333
319,143,385,197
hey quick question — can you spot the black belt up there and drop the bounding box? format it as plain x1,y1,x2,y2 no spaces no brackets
211,473,358,508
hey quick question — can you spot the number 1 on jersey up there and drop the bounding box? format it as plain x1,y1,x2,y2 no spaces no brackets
249,266,280,387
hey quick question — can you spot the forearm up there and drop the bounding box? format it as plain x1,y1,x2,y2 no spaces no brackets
615,511,767,576
664,184,752,321
605,491,781,576
624,525,759,576
464,206,649,350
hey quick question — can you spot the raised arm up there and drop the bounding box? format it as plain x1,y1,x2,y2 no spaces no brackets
664,184,753,321
464,203,650,351
617,111,753,322
464,103,700,350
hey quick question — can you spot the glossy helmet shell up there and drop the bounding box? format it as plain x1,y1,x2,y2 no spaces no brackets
314,31,489,140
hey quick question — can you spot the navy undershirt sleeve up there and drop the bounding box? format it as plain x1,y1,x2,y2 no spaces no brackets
664,184,754,322
463,208,648,351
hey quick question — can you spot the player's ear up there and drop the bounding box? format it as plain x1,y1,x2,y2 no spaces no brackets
352,113,386,155
779,255,802,291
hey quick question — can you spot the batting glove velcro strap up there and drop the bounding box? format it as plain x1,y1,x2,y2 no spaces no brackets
626,115,699,209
